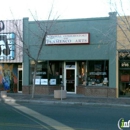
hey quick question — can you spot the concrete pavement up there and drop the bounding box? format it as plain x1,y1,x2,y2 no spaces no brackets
0,93,130,107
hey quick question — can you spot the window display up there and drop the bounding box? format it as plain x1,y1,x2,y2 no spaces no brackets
119,61,130,96
30,61,47,85
30,60,63,85
87,60,109,86
119,51,130,96
78,61,86,85
30,60,109,87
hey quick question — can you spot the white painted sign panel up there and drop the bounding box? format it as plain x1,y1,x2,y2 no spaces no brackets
46,33,90,45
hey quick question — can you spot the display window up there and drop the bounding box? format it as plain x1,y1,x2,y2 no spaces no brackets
119,61,130,96
78,60,109,86
30,60,109,87
87,60,109,86
78,61,86,85
30,61,63,85
119,51,130,96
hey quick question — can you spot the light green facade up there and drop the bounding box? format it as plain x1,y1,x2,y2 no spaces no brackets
23,12,117,88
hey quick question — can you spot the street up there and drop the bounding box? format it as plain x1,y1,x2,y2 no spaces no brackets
0,101,130,130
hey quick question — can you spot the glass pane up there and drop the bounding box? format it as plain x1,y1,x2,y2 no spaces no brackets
30,60,63,85
78,61,86,85
19,70,22,80
19,81,22,91
30,60,47,84
66,69,75,92
48,61,62,85
119,70,130,96
66,62,75,68
87,60,109,86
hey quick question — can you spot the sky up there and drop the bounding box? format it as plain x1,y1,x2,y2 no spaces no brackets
0,0,130,21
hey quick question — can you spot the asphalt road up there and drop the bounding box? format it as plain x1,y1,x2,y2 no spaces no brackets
0,102,130,130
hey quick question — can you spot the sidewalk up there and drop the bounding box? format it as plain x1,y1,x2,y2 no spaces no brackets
1,93,130,107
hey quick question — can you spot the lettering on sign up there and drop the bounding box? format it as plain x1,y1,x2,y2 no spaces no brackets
46,33,90,45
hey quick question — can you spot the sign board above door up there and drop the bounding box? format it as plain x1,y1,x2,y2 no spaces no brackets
46,33,90,45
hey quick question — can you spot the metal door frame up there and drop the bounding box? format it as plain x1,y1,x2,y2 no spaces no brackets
64,62,77,93
18,68,23,93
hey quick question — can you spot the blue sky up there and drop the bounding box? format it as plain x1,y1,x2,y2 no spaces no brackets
0,0,129,20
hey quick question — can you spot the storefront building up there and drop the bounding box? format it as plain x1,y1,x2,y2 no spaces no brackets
22,12,117,97
0,20,23,93
117,16,130,97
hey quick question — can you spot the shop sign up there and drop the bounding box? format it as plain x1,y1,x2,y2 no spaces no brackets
46,33,90,45
0,33,15,60
120,62,130,68
0,21,15,60
0,20,23,62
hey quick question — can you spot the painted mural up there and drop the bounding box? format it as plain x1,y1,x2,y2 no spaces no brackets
0,64,17,92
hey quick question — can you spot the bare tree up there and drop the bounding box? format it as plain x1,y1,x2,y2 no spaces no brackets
9,4,60,98
109,0,130,51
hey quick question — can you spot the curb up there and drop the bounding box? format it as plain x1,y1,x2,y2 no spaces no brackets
1,98,130,107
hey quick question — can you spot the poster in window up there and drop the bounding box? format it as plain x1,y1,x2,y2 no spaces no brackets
35,79,41,85
49,79,56,85
41,79,48,85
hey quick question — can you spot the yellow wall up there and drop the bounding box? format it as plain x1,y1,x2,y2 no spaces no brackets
117,16,130,50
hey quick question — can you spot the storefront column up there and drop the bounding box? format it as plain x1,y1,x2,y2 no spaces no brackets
109,55,116,88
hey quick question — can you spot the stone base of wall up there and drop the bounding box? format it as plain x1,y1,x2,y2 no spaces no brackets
77,86,116,98
23,85,116,97
22,85,61,95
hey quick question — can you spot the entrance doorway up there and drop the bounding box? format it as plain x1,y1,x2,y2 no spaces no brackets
18,68,22,93
66,69,75,92
64,62,77,93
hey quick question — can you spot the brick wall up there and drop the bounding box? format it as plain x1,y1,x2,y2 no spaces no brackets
22,85,61,95
23,85,116,97
77,86,116,98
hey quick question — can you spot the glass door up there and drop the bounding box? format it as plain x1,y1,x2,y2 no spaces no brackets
64,62,77,93
18,68,22,93
66,69,75,92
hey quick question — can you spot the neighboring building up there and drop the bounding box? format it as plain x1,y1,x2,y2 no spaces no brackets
22,12,117,97
117,16,130,97
0,20,23,92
